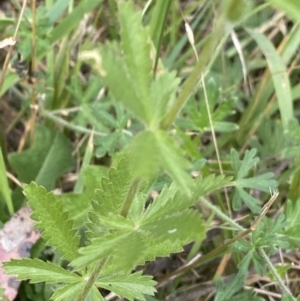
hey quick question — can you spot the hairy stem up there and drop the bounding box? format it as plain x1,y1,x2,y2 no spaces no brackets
76,259,106,301
259,249,295,300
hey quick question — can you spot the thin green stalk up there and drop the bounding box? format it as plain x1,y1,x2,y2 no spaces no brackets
41,109,107,136
259,249,295,300
200,197,245,232
120,179,141,218
76,259,106,301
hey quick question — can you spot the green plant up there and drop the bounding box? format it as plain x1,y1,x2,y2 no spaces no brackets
1,0,300,300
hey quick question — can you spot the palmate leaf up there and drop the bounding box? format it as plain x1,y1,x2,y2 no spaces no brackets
230,148,277,212
24,183,79,261
8,125,74,190
96,271,156,301
3,258,80,284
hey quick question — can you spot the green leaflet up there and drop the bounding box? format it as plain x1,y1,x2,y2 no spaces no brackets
96,271,156,301
143,174,233,220
118,1,152,125
50,282,87,301
3,258,80,284
71,231,132,269
92,158,132,215
8,125,74,191
141,209,205,244
128,129,193,195
99,1,179,128
230,148,277,213
99,42,146,123
150,71,180,126
57,165,108,228
24,183,79,261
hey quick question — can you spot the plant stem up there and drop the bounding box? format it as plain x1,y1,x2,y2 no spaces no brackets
120,178,141,218
200,197,245,232
259,249,296,300
41,109,107,136
76,259,106,301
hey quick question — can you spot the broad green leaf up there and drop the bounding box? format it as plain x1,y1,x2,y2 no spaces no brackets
118,1,152,125
99,43,147,122
8,125,74,190
88,286,106,301
97,271,156,301
97,213,134,231
92,158,132,215
71,231,130,269
141,209,205,244
50,282,86,301
128,130,192,195
24,183,79,261
142,183,178,220
3,258,80,284
58,165,108,227
113,231,146,271
142,238,183,262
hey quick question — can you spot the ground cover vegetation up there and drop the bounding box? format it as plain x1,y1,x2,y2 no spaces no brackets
0,0,300,300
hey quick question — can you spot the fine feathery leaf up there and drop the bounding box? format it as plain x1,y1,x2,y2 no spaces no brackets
3,258,80,284
230,148,277,212
96,271,156,301
24,182,80,261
